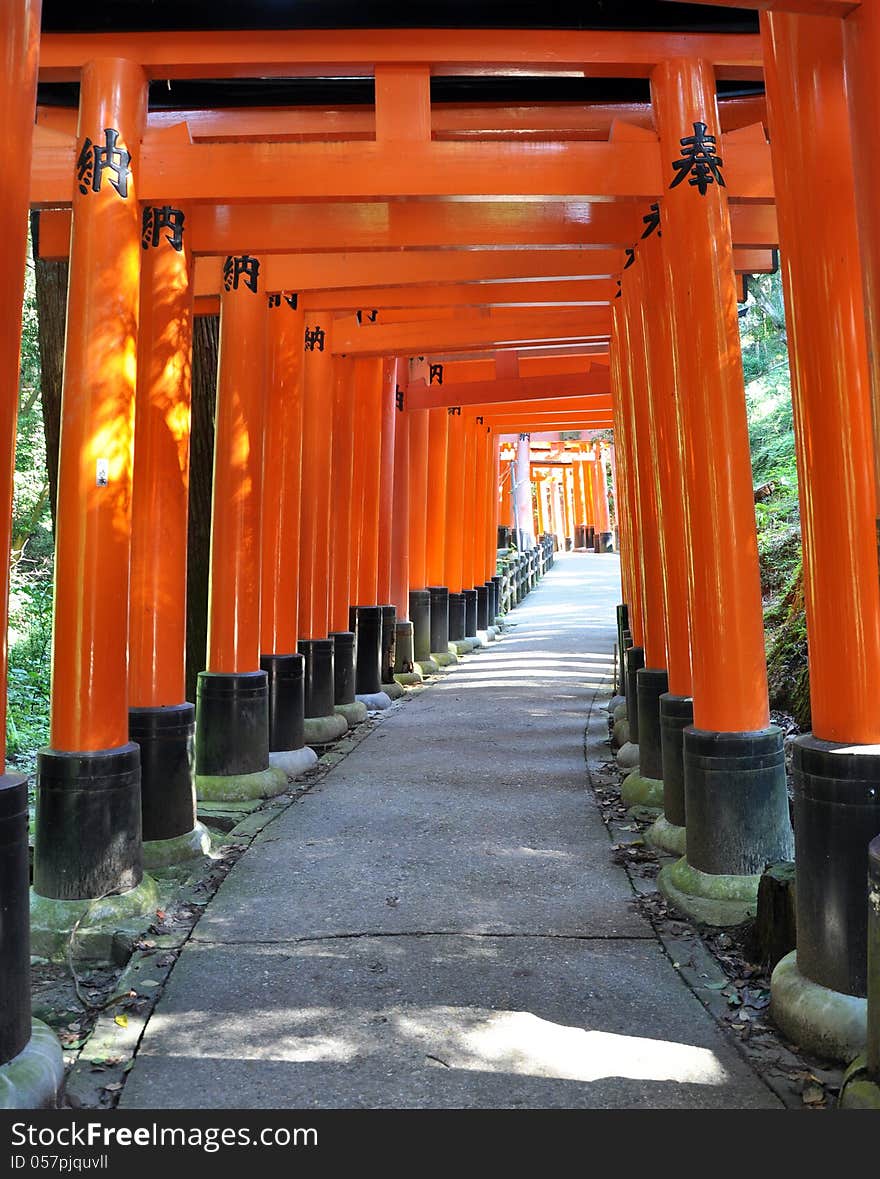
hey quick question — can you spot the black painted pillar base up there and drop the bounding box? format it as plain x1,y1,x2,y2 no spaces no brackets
195,671,272,778
491,574,504,621
659,725,793,928
298,639,335,719
1,774,33,1063
448,592,466,642
624,645,645,745
394,620,415,674
476,583,490,631
34,743,143,901
410,589,432,663
428,586,450,654
260,653,306,752
1,774,65,1104
791,736,880,998
328,632,356,705
380,605,397,683
646,693,693,856
769,737,880,1062
129,703,196,843
483,581,497,629
616,603,630,693
463,587,478,638
352,606,383,694
621,668,668,810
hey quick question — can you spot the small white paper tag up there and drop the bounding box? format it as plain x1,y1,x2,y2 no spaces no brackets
96,459,109,487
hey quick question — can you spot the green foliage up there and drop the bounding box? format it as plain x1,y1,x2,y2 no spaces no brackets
740,271,810,729
8,231,53,772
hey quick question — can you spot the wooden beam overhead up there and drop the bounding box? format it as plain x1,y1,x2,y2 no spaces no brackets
330,307,611,356
31,134,773,206
407,371,610,409
37,29,763,82
35,199,778,257
185,246,776,297
37,96,769,144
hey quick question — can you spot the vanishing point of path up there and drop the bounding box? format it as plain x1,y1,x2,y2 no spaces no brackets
122,554,780,1109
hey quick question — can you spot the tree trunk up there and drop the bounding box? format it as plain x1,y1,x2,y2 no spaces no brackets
31,214,67,531
186,315,218,704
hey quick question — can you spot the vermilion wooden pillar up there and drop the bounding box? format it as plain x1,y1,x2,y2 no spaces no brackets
377,358,397,606
842,4,880,539
0,1,39,780
425,407,450,586
196,256,286,800
610,305,639,648
350,357,387,696
444,407,467,647
1,0,63,1092
390,377,416,677
623,260,667,673
763,11,880,1057
460,414,479,638
128,202,209,862
652,57,792,925
35,58,152,916
329,355,356,636
619,255,669,807
377,358,399,690
406,360,432,668
260,293,314,771
262,295,305,654
639,224,694,854
298,314,346,733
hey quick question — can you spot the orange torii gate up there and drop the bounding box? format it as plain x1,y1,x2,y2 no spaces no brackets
3,0,880,1109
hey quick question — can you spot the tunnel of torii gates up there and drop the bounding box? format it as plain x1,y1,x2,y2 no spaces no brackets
3,0,880,1107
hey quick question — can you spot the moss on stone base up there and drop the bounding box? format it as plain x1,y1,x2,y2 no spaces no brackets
0,1020,65,1109
196,765,288,802
143,822,213,870
337,700,369,723
433,651,458,666
303,713,349,745
616,740,639,770
381,681,405,700
838,1056,880,1108
394,670,423,686
658,855,761,927
646,814,687,856
621,770,663,808
415,658,439,675
770,950,867,1064
30,876,161,962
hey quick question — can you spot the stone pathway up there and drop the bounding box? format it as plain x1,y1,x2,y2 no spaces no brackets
122,554,780,1109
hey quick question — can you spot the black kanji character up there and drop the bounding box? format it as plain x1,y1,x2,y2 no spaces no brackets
624,247,636,270
429,363,444,386
641,202,661,239
76,128,132,198
304,326,326,352
141,206,185,251
356,309,378,325
223,255,260,293
395,386,405,411
447,405,461,416
669,121,725,196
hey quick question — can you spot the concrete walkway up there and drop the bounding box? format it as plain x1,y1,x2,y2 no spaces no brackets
122,554,780,1109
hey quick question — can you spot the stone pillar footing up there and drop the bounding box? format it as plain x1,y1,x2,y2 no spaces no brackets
0,1020,65,1110
29,877,161,963
303,713,349,745
353,693,391,712
771,950,867,1064
621,770,663,809
658,725,792,927
143,822,213,871
646,814,687,857
616,740,639,770
268,746,319,778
